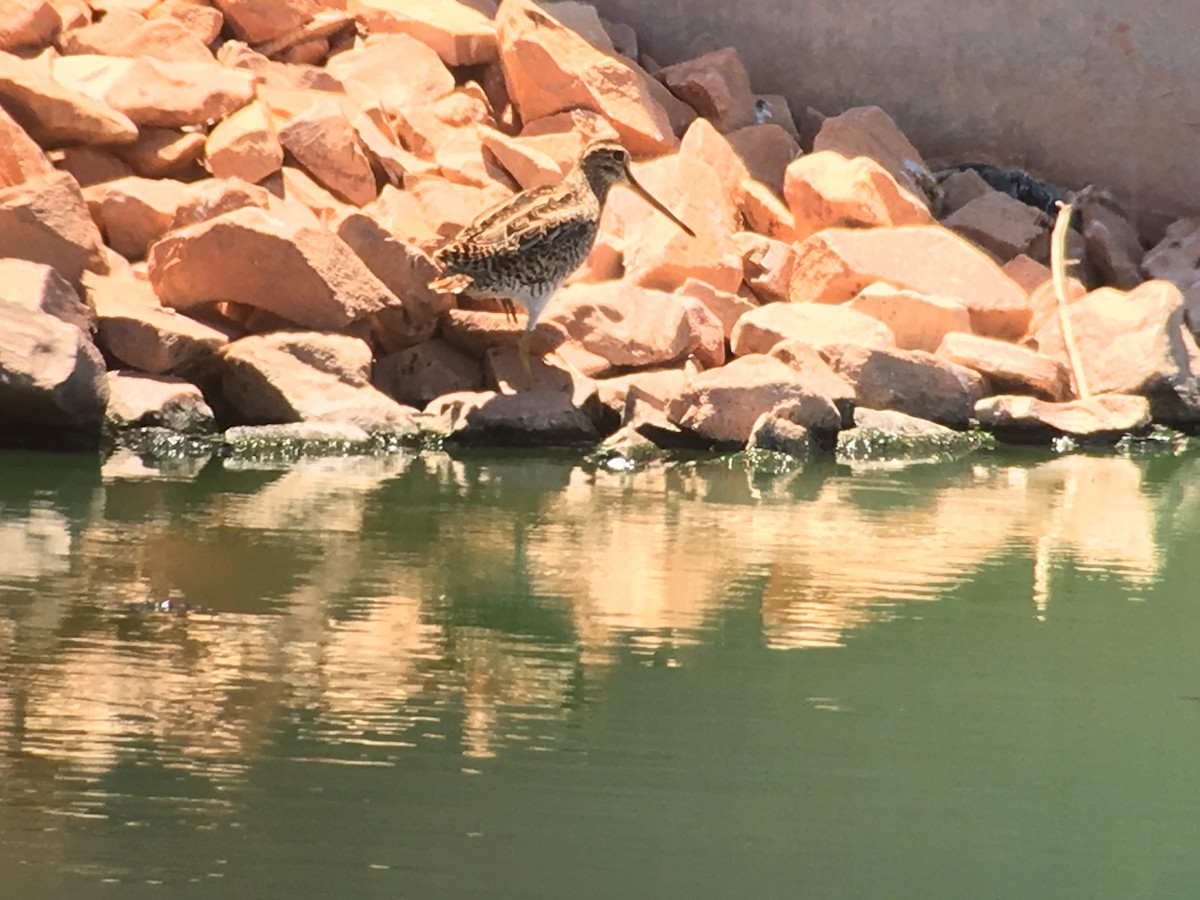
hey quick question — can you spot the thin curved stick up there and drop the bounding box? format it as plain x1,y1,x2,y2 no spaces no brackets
1051,201,1090,400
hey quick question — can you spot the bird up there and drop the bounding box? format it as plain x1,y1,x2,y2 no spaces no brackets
428,139,696,378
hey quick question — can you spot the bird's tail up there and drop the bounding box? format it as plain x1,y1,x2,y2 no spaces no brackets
428,272,474,294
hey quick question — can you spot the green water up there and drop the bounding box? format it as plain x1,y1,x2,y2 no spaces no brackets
2,445,1200,899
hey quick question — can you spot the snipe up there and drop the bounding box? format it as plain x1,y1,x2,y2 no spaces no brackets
428,140,696,377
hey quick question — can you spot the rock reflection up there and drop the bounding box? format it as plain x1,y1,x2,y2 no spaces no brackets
0,449,1189,805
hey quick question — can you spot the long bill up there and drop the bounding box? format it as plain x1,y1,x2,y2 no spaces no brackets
623,169,697,237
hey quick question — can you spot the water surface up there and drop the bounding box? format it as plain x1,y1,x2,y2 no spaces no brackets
2,446,1199,898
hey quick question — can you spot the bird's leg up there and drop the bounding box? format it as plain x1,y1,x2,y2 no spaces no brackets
517,330,533,382
500,298,518,323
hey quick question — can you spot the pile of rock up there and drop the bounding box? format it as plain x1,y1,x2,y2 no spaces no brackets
1,0,1198,454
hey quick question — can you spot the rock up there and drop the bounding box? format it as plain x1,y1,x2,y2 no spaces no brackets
205,100,285,184
1078,196,1143,289
735,231,795,303
434,126,513,189
272,165,353,225
752,94,799,137
837,407,991,463
655,46,755,133
847,282,972,352
1031,280,1200,420
57,145,133,188
517,108,619,172
116,128,204,179
221,421,387,458
783,151,933,242
390,84,496,161
676,116,748,203
937,167,992,216
347,0,497,66
482,344,601,406
103,57,256,128
495,0,676,156
0,257,95,333
148,0,224,45
403,173,512,242
172,176,273,228
789,225,1032,340
942,189,1050,262
812,105,938,206
1141,219,1200,333
0,297,108,442
594,366,689,418
276,101,377,206
976,393,1151,443
105,370,215,432
440,308,537,359
0,169,107,285
541,281,720,375
1002,253,1052,294
726,124,800,195
92,175,187,260
0,0,61,52
85,269,232,374
0,49,137,147
676,277,757,339
373,338,483,408
148,206,397,330
0,104,55,188
739,178,797,242
730,301,896,356
936,331,1070,401
211,0,320,44
218,331,419,430
58,7,215,62
325,33,455,114
668,354,843,445
333,211,450,352
421,389,599,445
821,342,985,428
767,338,856,425
478,127,563,190
747,406,819,458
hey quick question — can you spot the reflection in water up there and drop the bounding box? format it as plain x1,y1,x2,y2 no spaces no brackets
0,448,1193,860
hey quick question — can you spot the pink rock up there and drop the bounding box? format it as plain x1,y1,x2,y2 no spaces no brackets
821,342,984,428
421,389,599,445
325,34,456,114
277,101,377,206
976,394,1150,441
789,225,1032,340
373,338,484,409
0,0,61,52
348,0,497,66
495,0,676,156
667,354,843,444
105,370,214,432
936,168,991,216
739,178,797,242
172,177,273,228
147,206,397,330
478,126,564,190
847,282,971,352
58,7,215,62
205,101,284,184
942,189,1050,262
1078,196,1143,289
812,105,938,205
218,331,418,429
119,127,207,178
0,103,54,188
730,301,896,356
936,331,1070,401
676,277,757,340
148,0,224,44
441,308,551,359
1002,253,1052,294
0,169,108,285
0,257,94,333
656,46,756,133
92,175,187,260
784,151,933,242
56,146,133,188
594,366,689,418
391,85,496,160
211,0,321,44
85,268,232,373
103,57,256,128
767,338,856,421
734,231,795,303
725,123,800,196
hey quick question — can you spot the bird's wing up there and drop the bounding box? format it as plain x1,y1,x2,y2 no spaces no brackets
446,179,590,252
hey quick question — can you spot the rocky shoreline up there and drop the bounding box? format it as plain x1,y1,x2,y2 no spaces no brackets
2,0,1199,465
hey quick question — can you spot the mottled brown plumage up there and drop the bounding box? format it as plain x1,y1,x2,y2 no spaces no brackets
429,140,694,376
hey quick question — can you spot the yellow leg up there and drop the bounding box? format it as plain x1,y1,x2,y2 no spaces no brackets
517,330,533,381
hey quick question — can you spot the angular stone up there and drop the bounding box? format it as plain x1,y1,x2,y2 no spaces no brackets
1141,218,1200,320
92,175,187,259
1078,196,1143,289
594,366,689,418
277,101,377,206
205,101,284,184
976,393,1151,442
735,231,795,303
739,178,797,242
0,170,107,285
667,353,843,444
821,342,985,428
656,46,755,133
421,388,599,445
478,127,563,190
936,330,1070,401
789,225,1032,340
847,282,972,353
0,50,137,147
676,277,757,339
767,338,856,424
211,0,320,44
334,210,450,352
105,370,215,432
495,0,676,156
172,176,272,228
0,297,108,437
390,85,496,161
441,308,536,359
404,173,512,242
103,57,255,128
148,0,224,44
1002,253,1052,294
0,257,95,334
56,146,132,187
726,123,800,196
482,344,600,402
434,126,514,189
937,167,992,216
326,34,456,115
837,407,988,463
147,206,397,330
541,281,719,375
0,0,61,52
218,331,418,429
517,108,619,173
753,94,800,138
942,189,1050,262
746,407,819,457
1031,280,1197,408
58,8,215,62
784,151,933,242
0,102,54,188
730,301,896,356
347,0,497,66
117,126,206,178
812,105,937,205
85,269,232,373
373,338,483,408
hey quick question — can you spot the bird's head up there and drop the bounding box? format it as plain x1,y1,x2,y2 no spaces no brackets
577,140,696,237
